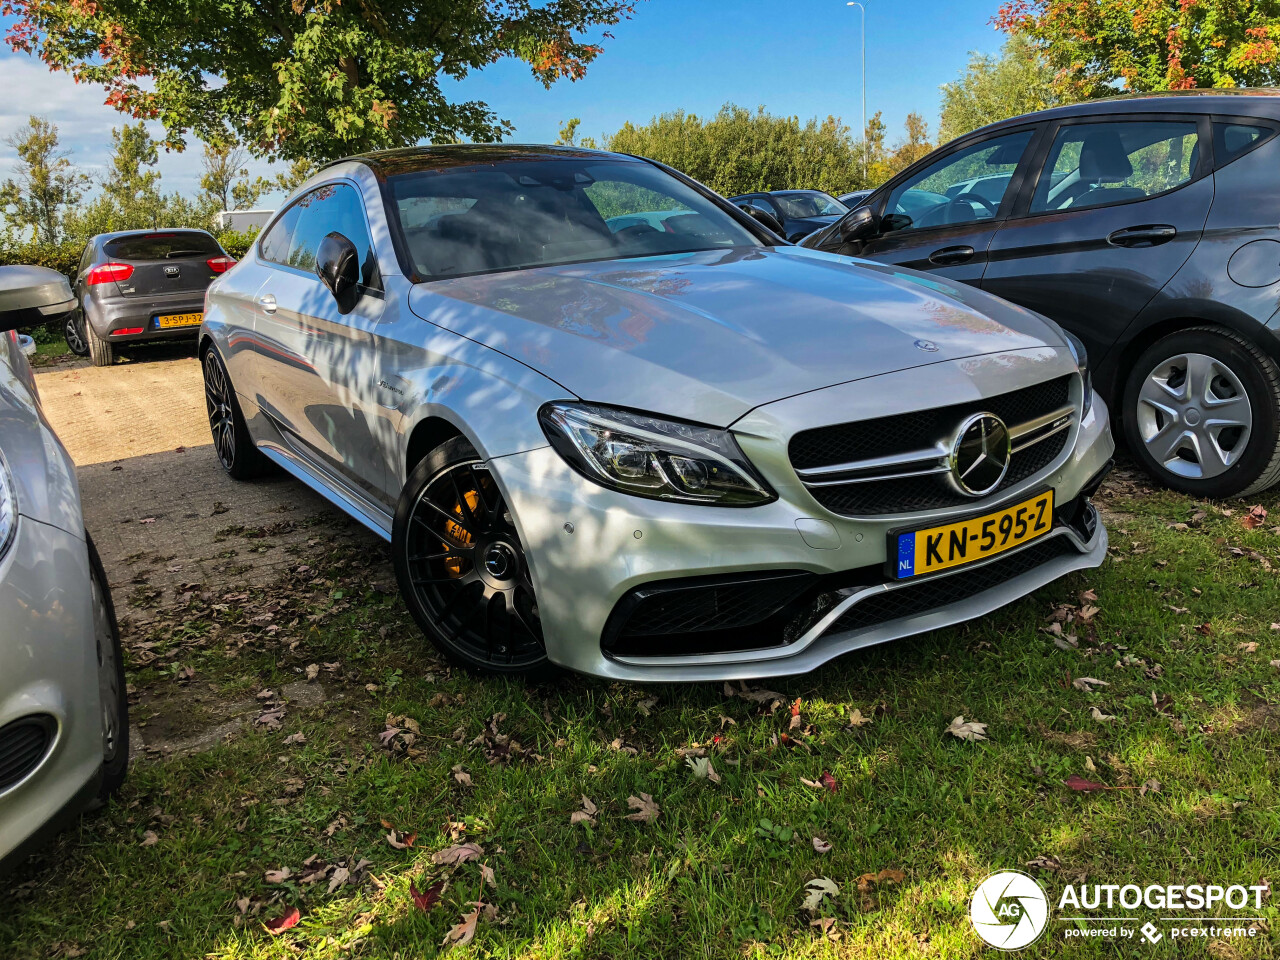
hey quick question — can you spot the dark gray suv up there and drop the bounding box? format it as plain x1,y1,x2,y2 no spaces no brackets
804,91,1280,498
66,229,236,366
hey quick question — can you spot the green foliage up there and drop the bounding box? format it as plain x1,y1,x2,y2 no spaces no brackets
0,237,83,278
6,0,640,163
996,0,1280,97
0,116,89,245
199,142,271,213
939,35,1062,144
217,229,260,260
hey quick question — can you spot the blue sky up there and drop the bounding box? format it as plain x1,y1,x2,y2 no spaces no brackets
0,0,1004,204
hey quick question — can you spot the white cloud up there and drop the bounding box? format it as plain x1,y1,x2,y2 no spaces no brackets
0,53,286,205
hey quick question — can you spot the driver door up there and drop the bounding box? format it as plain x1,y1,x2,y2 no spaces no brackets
815,125,1044,284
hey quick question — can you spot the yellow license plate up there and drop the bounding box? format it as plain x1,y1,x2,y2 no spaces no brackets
156,312,202,328
891,489,1055,579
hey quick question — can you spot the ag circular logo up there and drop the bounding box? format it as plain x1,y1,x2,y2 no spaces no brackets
970,870,1049,950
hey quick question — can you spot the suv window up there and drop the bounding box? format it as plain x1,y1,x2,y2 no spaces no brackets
259,204,301,265
103,231,221,260
1213,121,1275,166
881,130,1033,234
1031,120,1200,213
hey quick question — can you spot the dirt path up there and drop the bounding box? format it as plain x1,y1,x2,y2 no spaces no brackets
35,349,383,619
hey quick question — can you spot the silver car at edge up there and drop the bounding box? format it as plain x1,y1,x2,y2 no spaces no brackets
0,266,128,869
200,145,1114,682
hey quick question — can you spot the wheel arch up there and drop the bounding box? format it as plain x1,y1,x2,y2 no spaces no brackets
404,415,467,479
1101,299,1280,404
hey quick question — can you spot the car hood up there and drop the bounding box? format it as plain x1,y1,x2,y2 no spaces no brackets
407,246,1065,426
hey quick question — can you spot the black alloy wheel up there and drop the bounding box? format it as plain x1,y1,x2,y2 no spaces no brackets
202,346,268,480
393,436,549,676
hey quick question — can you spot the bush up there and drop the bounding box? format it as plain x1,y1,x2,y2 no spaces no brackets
218,228,259,259
0,239,83,280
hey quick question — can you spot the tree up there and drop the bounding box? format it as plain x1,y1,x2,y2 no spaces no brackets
939,35,1060,144
995,0,1280,97
274,159,317,196
200,141,271,212
0,116,88,244
64,123,192,237
885,112,933,176
557,118,583,146
5,0,640,163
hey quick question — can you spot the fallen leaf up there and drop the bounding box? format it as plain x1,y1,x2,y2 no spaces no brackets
1078,604,1101,621
264,867,292,883
432,842,485,865
570,796,598,826
264,907,300,935
1064,774,1109,792
1072,677,1110,692
945,716,988,742
411,880,444,911
385,829,417,850
282,732,306,746
855,868,904,892
1026,854,1062,871
442,902,496,947
687,755,721,783
802,877,840,912
326,866,349,894
1238,641,1259,654
305,663,320,681
812,836,833,854
479,863,496,888
810,916,838,938
789,698,803,730
452,764,473,787
847,707,872,728
625,793,660,823
820,771,838,793
140,830,159,847
1241,505,1268,529
1090,706,1116,723
1084,756,1098,773
636,697,658,716
1140,778,1162,796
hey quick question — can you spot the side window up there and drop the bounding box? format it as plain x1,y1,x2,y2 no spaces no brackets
882,130,1033,235
1030,120,1201,213
1213,121,1275,167
285,183,381,290
77,243,93,275
259,204,302,265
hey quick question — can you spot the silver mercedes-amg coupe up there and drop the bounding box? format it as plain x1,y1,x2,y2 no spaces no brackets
200,145,1113,681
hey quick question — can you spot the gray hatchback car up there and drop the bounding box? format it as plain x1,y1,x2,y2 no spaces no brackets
66,229,236,366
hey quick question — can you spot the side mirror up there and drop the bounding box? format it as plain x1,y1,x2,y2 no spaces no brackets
0,265,76,333
315,232,361,314
838,205,879,244
739,204,785,237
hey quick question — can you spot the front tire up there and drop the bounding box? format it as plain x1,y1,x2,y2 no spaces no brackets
1122,325,1280,498
86,535,128,805
64,310,90,357
85,320,114,367
392,436,552,678
202,346,269,480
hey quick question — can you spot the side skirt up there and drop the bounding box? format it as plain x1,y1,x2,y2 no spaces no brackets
258,445,394,542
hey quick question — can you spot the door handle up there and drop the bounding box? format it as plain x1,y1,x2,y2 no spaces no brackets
928,245,975,266
258,293,277,314
1107,225,1177,248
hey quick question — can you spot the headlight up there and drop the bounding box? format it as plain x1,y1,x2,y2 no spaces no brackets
0,453,17,561
539,402,776,506
1064,330,1093,418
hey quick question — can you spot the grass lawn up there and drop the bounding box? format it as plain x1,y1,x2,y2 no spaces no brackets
2,464,1278,958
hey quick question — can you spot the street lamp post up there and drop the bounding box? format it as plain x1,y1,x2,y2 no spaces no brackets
847,1,868,184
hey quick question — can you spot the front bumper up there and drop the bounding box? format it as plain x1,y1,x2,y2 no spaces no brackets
84,290,205,342
0,517,102,865
489,389,1113,682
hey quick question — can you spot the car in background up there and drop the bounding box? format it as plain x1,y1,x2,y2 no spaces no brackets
0,265,127,869
838,189,873,207
65,229,236,366
199,144,1111,683
803,91,1280,498
728,190,849,242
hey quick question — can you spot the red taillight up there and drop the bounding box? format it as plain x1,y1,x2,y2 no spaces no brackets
112,327,144,337
86,262,134,285
207,256,236,274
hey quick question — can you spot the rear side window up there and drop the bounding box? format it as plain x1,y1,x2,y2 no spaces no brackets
263,183,380,290
1213,121,1275,167
1030,120,1201,213
102,232,221,260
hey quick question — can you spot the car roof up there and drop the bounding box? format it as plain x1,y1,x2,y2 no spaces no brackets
325,143,640,179
968,88,1280,140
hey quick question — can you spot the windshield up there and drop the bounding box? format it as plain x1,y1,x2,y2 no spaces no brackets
773,193,848,219
387,159,762,280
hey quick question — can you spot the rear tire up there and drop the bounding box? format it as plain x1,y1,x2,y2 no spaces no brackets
85,320,114,367
202,346,269,480
392,436,554,679
64,310,90,357
1122,325,1280,498
86,534,128,806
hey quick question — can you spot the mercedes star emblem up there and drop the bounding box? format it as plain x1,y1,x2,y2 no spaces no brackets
949,412,1012,496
